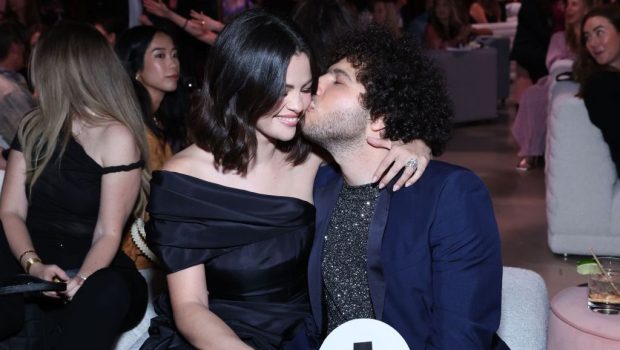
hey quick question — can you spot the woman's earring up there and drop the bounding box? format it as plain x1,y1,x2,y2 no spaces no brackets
135,73,140,81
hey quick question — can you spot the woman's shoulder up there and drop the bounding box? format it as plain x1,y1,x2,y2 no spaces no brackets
586,70,620,86
583,70,620,100
97,122,137,148
97,122,141,167
161,144,215,177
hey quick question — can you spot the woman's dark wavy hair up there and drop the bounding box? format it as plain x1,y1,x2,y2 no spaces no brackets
330,25,453,156
114,26,188,152
574,5,620,95
191,9,317,174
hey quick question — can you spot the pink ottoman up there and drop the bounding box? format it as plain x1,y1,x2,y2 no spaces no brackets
548,286,620,350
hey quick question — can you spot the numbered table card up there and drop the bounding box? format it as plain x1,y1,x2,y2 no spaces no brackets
320,319,410,350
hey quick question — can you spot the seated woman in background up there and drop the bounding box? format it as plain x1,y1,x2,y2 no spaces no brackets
372,0,402,37
115,26,189,268
467,0,501,23
424,0,490,49
574,4,620,177
142,9,432,350
512,0,594,170
0,22,148,349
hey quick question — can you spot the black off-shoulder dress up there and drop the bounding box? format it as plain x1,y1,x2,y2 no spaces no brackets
142,170,316,350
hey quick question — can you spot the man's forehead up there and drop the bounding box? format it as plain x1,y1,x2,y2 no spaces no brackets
328,58,358,78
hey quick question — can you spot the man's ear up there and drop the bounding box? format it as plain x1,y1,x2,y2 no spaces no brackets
369,116,386,132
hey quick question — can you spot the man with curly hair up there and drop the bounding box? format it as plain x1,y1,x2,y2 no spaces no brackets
302,26,508,349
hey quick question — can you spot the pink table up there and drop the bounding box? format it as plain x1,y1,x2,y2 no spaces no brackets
548,286,620,350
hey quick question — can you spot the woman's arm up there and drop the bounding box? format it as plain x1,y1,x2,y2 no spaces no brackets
168,264,252,350
367,138,432,190
0,149,70,292
545,31,570,69
188,10,224,45
424,24,445,49
469,3,488,23
63,125,142,300
143,0,224,45
143,0,188,28
308,138,432,191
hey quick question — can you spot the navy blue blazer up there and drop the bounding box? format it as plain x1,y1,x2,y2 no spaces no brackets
309,161,509,349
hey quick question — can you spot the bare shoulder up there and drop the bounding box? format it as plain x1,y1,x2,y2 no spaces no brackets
162,144,215,179
98,122,140,167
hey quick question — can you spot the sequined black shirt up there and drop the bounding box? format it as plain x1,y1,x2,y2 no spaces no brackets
322,183,379,334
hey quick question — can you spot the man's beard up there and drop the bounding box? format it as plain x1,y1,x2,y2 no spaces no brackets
302,107,368,154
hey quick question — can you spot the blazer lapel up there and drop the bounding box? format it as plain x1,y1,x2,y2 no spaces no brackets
309,174,343,333
367,187,391,320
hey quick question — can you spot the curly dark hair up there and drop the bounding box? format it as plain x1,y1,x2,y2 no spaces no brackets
329,26,453,156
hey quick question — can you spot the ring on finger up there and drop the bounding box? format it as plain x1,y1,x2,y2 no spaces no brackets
405,158,418,171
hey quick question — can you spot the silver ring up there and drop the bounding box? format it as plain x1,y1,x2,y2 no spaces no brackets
405,158,418,171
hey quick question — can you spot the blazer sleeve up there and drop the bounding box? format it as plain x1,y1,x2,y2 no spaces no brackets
427,170,503,350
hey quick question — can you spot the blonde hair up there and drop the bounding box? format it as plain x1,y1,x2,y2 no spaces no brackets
18,22,150,217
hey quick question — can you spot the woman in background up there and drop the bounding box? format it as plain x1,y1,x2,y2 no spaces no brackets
512,0,594,170
114,25,189,269
114,26,189,269
424,0,490,49
574,4,620,177
372,0,402,37
0,22,148,349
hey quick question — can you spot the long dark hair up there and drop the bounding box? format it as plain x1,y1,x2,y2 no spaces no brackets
574,5,620,94
114,26,188,152
191,9,317,175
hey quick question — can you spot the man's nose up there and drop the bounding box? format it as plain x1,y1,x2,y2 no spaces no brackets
316,76,327,96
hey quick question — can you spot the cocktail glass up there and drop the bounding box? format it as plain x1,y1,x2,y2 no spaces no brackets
588,257,620,315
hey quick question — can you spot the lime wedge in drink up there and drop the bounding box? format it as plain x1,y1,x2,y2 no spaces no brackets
576,259,602,275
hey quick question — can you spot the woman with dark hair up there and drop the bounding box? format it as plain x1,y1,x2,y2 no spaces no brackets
142,8,432,350
0,22,148,349
115,26,188,154
114,26,189,269
574,4,620,176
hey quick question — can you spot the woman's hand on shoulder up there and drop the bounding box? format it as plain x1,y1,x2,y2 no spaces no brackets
367,137,432,191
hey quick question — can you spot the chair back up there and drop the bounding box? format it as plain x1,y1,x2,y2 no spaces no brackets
498,267,549,350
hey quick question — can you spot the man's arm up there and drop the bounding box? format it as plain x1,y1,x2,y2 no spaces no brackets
428,170,503,349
